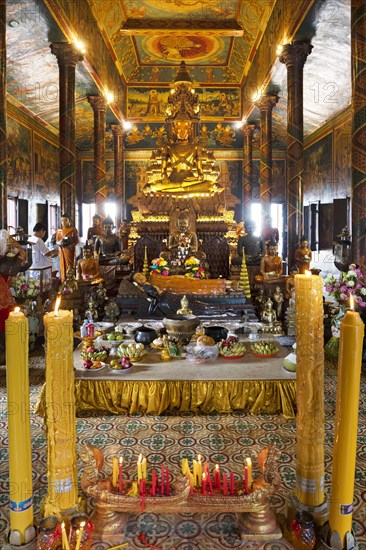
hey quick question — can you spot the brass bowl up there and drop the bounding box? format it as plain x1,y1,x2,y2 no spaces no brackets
163,315,200,345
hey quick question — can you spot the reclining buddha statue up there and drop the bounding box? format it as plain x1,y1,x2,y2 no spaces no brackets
143,62,222,196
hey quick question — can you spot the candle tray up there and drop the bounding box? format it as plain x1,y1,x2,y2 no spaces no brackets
80,444,282,541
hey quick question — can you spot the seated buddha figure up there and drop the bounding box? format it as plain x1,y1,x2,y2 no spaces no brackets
237,220,265,265
259,241,283,281
144,119,221,195
94,216,121,264
295,236,312,274
76,246,101,282
59,267,80,296
166,213,199,262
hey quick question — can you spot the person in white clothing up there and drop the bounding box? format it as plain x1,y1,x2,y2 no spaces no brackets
31,223,58,269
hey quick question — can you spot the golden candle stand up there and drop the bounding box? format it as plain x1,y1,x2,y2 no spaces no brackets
79,445,282,542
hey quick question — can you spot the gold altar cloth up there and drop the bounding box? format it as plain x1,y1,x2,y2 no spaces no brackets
36,378,296,418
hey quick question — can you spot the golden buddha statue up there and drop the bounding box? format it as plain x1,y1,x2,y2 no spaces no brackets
259,241,283,281
143,62,221,196
59,267,80,296
76,246,101,282
167,213,198,259
295,236,312,274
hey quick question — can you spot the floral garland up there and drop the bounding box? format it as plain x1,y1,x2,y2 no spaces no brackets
324,264,366,308
184,256,206,279
10,273,40,299
150,257,169,276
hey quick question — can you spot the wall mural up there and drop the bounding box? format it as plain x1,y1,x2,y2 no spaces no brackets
303,133,333,204
334,121,352,197
33,133,59,196
7,117,32,191
251,159,286,203
123,122,243,149
127,87,240,120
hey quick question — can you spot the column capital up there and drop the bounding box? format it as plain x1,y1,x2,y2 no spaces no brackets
88,94,107,112
50,42,83,67
110,123,125,136
279,41,313,69
241,123,256,137
255,94,279,112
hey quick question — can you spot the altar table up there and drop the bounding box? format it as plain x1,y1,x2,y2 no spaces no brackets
36,342,296,418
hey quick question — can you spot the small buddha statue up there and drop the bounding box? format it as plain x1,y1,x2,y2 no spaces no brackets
76,246,101,282
177,295,192,315
167,213,199,262
237,220,265,265
254,288,266,317
94,216,121,263
295,236,312,274
104,301,120,322
87,214,104,245
59,267,80,296
259,241,283,281
273,286,284,321
85,299,99,321
96,283,107,306
261,298,277,327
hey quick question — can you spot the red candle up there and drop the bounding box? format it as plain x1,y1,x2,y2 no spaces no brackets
206,467,213,495
165,467,170,495
229,472,235,495
244,466,249,494
118,457,123,493
139,478,145,496
151,469,157,496
214,464,220,489
222,473,228,496
201,472,207,495
160,464,165,495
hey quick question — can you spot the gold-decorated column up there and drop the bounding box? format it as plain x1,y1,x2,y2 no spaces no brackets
294,273,325,507
6,308,36,545
0,0,7,228
88,95,107,217
44,301,78,515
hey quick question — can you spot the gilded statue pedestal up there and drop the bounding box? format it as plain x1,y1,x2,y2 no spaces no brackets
150,273,227,295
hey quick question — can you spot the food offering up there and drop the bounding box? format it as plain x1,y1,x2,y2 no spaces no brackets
106,331,125,342
117,342,147,362
251,340,279,358
109,356,133,371
80,346,108,369
186,335,218,363
218,336,246,359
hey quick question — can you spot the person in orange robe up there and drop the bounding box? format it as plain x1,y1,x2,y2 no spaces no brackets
55,214,79,282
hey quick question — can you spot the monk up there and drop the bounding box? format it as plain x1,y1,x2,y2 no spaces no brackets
55,214,79,281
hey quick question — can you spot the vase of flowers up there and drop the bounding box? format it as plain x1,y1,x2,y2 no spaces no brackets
184,256,206,279
10,273,41,302
150,257,169,276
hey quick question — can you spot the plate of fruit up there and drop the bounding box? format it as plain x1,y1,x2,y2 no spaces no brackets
80,347,108,362
103,331,125,343
117,342,147,362
109,357,133,371
251,341,279,358
82,359,106,370
218,336,246,359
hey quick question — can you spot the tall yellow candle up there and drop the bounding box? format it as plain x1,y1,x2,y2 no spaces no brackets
5,308,35,545
137,454,143,482
294,272,325,507
141,457,147,480
112,457,119,487
44,297,78,514
328,304,364,546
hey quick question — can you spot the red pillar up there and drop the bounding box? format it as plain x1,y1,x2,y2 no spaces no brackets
111,123,125,227
88,95,107,216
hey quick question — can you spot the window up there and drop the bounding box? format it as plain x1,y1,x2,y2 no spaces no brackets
104,201,117,227
7,197,17,233
49,204,58,237
81,203,96,240
250,202,284,257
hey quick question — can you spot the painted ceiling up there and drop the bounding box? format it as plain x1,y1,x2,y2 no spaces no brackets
5,0,352,151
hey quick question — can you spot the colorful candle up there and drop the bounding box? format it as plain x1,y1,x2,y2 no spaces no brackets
328,301,364,546
214,464,221,489
229,472,235,495
112,457,119,488
5,308,35,544
160,464,165,495
222,473,228,496
137,454,143,483
206,469,213,495
141,457,147,480
75,521,85,550
61,522,70,550
181,458,188,476
244,466,249,493
44,297,78,513
245,458,252,487
119,457,123,493
151,470,157,496
294,272,325,507
197,455,202,487
192,460,198,487
165,468,170,495
201,472,206,495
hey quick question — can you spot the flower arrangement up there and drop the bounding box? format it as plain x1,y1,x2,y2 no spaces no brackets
324,264,366,308
184,256,206,279
150,257,169,276
10,274,40,299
